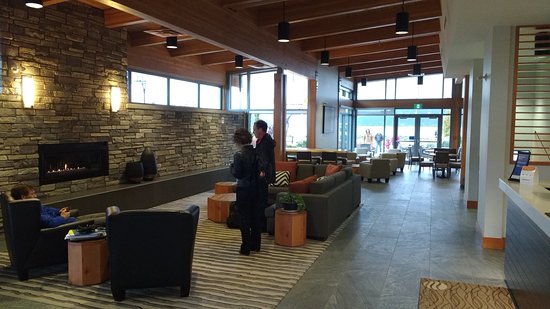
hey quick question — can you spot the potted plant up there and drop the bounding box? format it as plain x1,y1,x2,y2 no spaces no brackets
279,192,306,212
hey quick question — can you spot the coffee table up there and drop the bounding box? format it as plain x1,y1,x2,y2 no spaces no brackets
207,193,236,223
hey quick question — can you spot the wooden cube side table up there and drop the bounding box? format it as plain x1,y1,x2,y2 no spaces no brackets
68,238,109,286
214,181,237,194
275,209,307,247
207,193,236,223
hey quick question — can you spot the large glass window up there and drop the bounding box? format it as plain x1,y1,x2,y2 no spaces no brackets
130,72,167,105
170,79,198,107
199,84,222,109
357,73,454,100
250,71,275,110
230,73,248,110
357,79,385,100
285,71,308,148
356,108,394,155
339,107,353,150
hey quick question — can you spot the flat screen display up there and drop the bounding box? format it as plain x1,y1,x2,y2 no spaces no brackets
509,150,530,181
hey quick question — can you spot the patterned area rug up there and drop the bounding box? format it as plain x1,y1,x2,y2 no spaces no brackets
0,197,360,308
418,278,515,309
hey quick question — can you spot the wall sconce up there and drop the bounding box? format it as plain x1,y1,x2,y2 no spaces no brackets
477,73,490,81
22,76,35,108
111,86,121,112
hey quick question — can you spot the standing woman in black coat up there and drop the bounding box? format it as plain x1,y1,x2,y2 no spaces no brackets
230,128,259,256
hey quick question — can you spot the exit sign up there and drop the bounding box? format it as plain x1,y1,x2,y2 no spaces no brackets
413,103,423,109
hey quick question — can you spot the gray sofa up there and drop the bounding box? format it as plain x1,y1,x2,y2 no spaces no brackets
266,163,361,240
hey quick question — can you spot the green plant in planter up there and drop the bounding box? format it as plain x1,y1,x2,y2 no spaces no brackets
279,192,306,212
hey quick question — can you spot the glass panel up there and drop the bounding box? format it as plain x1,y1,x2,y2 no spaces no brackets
229,73,248,110
199,84,221,109
384,115,395,151
130,72,167,105
357,79,385,100
286,112,308,148
250,71,275,109
285,71,308,110
249,112,274,139
338,108,352,150
443,77,453,98
397,117,416,152
417,74,444,99
395,76,418,99
386,78,396,100
170,79,198,107
419,117,439,150
442,115,451,147
357,115,384,154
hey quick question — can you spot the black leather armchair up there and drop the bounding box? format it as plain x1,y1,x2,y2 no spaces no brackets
0,193,94,280
106,204,200,301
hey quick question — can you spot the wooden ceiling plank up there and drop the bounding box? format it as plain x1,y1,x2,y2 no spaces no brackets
350,58,442,74
354,63,442,76
104,8,147,28
282,0,441,41
93,0,317,78
360,67,442,80
340,53,441,71
329,34,440,59
201,51,237,66
301,19,440,52
169,40,226,58
128,31,194,47
44,0,69,6
329,45,441,67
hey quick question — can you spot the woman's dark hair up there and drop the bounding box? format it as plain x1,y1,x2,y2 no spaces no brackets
233,128,252,145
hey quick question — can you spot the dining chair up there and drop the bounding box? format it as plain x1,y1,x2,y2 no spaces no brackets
408,146,423,168
296,151,312,163
432,151,451,178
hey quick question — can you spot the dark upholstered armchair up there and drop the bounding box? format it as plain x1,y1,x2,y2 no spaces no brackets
106,204,200,301
0,193,93,281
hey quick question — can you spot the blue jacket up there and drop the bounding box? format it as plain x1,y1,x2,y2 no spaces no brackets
41,205,76,228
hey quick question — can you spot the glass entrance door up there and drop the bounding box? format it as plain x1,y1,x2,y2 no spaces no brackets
395,115,441,155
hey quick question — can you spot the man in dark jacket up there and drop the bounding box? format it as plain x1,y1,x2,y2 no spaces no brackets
253,119,275,249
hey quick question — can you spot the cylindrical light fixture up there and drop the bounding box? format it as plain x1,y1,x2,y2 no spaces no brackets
22,76,35,108
235,55,244,69
345,66,352,78
409,63,423,76
320,50,330,66
407,45,417,62
361,78,367,86
395,1,409,35
166,36,178,49
417,76,424,85
278,21,290,42
25,0,43,9
111,86,121,112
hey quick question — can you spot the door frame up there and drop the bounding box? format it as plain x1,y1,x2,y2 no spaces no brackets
393,114,442,150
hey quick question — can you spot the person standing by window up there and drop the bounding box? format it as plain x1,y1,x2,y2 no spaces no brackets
230,128,259,256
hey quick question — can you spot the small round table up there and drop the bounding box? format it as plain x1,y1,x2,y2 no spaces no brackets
214,181,237,194
207,193,236,223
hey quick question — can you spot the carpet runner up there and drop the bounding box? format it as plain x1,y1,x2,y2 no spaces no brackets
418,278,515,309
0,200,359,308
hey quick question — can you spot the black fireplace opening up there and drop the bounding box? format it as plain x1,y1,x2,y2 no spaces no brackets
38,142,109,185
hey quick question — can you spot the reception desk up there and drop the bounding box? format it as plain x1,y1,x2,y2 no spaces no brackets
499,179,550,308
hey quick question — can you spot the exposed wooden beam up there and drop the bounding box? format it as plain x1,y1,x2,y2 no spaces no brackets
169,40,225,58
94,0,317,78
329,44,440,67
340,53,441,72
329,34,440,59
128,31,194,47
44,0,68,6
355,65,442,80
274,0,441,41
301,19,440,52
201,51,236,66
257,0,424,27
104,8,147,28
222,0,283,10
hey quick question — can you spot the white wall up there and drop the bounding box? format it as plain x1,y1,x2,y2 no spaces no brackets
465,59,483,204
315,65,339,149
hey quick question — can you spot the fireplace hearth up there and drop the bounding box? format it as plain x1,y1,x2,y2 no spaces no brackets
38,142,109,185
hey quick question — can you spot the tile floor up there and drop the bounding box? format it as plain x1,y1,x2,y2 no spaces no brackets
0,167,506,308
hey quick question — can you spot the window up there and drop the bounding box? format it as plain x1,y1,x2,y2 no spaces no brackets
199,84,222,109
128,70,222,110
250,71,275,110
357,79,385,100
130,72,167,105
170,79,198,107
230,73,248,110
285,71,308,148
357,73,454,100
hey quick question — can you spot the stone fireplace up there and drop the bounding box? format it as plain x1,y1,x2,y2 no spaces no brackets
38,142,109,185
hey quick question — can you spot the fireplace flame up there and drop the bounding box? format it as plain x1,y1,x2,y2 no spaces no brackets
47,164,86,174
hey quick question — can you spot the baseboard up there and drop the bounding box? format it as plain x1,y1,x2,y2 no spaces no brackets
467,200,478,209
482,237,506,250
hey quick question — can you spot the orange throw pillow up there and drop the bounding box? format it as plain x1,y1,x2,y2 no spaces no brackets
288,175,318,194
325,164,342,176
275,161,298,182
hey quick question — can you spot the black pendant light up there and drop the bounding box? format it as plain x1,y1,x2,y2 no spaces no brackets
278,2,290,42
166,36,178,49
320,38,330,65
25,0,43,8
395,0,409,35
361,78,367,86
407,22,417,61
417,76,424,85
409,63,423,76
235,55,244,69
345,57,352,78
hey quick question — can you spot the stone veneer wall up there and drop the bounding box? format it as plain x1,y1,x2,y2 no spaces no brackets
0,1,243,198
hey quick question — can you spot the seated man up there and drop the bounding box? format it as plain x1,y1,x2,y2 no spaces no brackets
10,183,104,228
